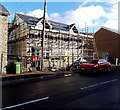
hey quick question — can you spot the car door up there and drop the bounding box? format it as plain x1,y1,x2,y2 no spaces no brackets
98,60,105,70
102,60,109,69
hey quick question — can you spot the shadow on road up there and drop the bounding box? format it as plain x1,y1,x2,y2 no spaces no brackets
77,67,118,77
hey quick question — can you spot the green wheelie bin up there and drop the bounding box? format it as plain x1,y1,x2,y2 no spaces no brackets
15,62,21,74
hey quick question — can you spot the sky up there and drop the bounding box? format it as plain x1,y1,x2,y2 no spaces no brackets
1,0,119,33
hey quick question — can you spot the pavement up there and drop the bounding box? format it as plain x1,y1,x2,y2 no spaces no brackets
0,70,61,78
1,64,120,85
0,70,73,85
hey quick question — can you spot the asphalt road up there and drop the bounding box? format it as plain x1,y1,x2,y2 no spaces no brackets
2,67,120,110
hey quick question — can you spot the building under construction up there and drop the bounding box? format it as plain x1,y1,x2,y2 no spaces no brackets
8,13,96,72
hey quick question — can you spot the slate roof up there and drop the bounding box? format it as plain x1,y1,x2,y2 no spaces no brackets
16,13,42,25
0,3,9,15
16,13,76,31
48,20,71,31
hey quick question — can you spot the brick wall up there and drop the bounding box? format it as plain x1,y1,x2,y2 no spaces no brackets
94,27,120,60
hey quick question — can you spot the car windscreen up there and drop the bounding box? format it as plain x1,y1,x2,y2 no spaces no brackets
90,60,98,64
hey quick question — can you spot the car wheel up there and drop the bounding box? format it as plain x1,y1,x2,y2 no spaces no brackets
107,67,111,72
93,68,97,73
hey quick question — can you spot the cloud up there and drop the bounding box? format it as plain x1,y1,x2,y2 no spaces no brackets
105,4,118,20
27,9,49,19
103,3,118,30
10,1,118,31
103,20,118,30
49,13,62,21
49,5,106,30
49,2,118,31
108,0,119,4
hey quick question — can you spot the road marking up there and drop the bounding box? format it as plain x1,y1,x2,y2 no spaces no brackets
80,79,118,90
1,97,49,110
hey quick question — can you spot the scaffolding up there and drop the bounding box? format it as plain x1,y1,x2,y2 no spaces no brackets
8,14,97,72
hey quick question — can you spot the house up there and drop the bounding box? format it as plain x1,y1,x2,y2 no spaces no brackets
94,26,120,63
0,3,10,74
8,13,94,71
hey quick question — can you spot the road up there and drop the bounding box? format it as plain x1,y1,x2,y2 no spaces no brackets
2,67,120,110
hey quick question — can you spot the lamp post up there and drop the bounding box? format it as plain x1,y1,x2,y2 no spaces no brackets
41,0,47,71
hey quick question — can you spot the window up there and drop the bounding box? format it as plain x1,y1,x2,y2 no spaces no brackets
98,60,106,64
90,60,98,64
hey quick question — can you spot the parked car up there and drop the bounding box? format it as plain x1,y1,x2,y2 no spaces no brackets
79,59,111,73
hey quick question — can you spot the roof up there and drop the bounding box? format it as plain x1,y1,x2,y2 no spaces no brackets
102,26,120,35
48,20,71,31
16,13,77,31
16,13,42,25
96,26,120,35
0,3,9,15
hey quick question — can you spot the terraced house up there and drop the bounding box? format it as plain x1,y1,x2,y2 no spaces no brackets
8,13,94,71
0,3,9,74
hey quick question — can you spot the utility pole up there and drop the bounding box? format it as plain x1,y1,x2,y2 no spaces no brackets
41,0,47,71
0,53,3,74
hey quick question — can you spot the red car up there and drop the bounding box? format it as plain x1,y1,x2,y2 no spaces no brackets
79,59,111,73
